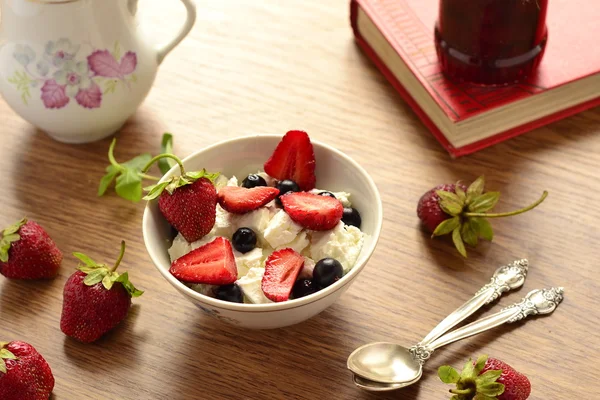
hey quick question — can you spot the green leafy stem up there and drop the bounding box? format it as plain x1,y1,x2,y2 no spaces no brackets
7,70,33,105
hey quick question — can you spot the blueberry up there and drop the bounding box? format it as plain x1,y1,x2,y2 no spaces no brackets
215,284,244,303
242,174,267,188
313,258,344,289
232,227,257,253
276,179,301,205
276,179,300,196
292,279,318,299
342,207,362,228
318,191,337,199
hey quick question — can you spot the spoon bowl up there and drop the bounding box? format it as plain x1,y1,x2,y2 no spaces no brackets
352,374,412,392
347,342,422,384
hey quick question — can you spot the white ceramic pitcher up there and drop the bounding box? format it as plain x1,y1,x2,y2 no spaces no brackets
0,0,196,143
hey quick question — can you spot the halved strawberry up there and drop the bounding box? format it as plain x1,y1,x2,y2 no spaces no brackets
218,186,280,214
280,192,343,231
264,130,316,191
262,248,305,302
170,237,237,285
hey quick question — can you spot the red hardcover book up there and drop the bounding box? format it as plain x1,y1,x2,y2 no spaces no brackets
350,0,600,157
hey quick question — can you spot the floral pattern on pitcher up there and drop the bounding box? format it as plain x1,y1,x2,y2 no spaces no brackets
8,38,138,109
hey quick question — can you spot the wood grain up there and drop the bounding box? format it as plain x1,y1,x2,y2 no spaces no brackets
1,0,599,399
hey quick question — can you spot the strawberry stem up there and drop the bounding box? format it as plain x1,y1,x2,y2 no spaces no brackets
108,139,124,172
142,154,185,176
108,139,160,181
463,191,548,218
109,241,126,273
449,388,473,395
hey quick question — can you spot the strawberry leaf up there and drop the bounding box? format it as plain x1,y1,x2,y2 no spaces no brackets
158,133,176,175
3,218,26,236
0,349,16,360
432,216,460,237
115,271,144,297
143,169,220,201
143,181,170,201
473,355,488,375
73,252,98,267
467,176,485,198
0,348,17,373
115,168,143,202
438,366,460,383
186,169,220,182
102,273,114,290
98,166,119,196
478,382,505,397
471,218,494,241
83,268,109,286
0,218,26,263
436,190,462,205
452,227,467,257
455,184,466,202
476,370,502,386
460,357,475,380
461,219,478,247
468,192,500,213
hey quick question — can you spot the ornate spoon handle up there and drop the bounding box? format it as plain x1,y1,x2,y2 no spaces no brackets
426,287,564,352
418,259,529,346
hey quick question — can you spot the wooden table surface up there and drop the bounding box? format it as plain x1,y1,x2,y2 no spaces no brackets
1,0,600,399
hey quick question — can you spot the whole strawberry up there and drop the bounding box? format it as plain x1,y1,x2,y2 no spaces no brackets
0,218,62,279
143,154,219,243
438,354,531,400
417,183,467,233
417,176,548,257
60,241,143,343
0,341,54,400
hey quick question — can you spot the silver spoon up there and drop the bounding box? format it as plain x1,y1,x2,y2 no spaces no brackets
347,259,529,383
349,286,564,391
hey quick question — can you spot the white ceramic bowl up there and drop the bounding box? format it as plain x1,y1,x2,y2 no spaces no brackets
142,134,382,329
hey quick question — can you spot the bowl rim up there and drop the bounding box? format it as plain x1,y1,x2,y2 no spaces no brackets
142,134,383,312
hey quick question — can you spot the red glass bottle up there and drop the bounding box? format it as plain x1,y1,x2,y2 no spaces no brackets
435,0,548,85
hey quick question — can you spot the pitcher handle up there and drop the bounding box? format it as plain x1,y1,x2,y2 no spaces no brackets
154,0,197,64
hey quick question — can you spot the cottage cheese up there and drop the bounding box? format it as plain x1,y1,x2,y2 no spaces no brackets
236,267,272,304
234,207,275,246
169,233,192,261
233,247,264,278
310,222,364,273
263,209,304,249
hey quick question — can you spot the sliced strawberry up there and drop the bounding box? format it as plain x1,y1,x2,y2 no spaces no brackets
262,248,305,302
170,237,237,285
281,192,343,231
264,130,316,191
218,186,279,214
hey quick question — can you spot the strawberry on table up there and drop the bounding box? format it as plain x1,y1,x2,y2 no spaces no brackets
170,237,238,285
218,186,279,214
262,248,305,302
264,130,317,191
0,218,62,280
417,176,548,257
60,241,143,343
438,354,531,400
281,192,343,231
0,341,54,400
